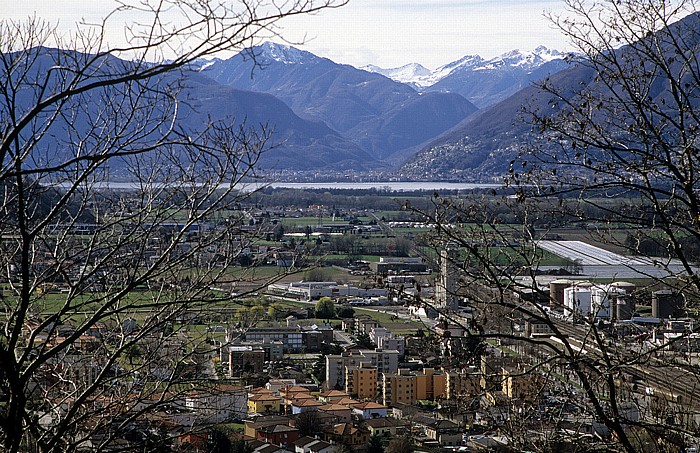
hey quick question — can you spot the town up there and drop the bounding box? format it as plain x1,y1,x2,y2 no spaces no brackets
21,187,700,452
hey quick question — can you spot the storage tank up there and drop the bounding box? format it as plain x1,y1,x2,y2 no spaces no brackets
611,281,636,294
591,286,613,319
610,281,636,321
564,282,592,319
652,290,685,319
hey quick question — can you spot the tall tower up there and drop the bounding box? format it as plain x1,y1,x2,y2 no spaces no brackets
436,245,460,311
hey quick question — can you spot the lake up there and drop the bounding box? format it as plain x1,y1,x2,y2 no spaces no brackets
56,181,503,192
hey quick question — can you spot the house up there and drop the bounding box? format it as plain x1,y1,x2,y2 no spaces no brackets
525,318,553,337
322,423,370,448
291,399,324,414
249,393,282,415
294,436,334,453
256,424,300,448
254,444,293,453
317,390,350,403
318,404,352,423
177,431,208,450
364,417,399,437
414,416,463,447
335,397,360,407
267,379,298,394
244,415,293,438
185,384,247,423
351,401,388,419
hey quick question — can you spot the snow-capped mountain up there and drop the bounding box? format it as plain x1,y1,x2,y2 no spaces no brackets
479,46,563,71
202,42,477,163
360,63,432,86
363,47,570,107
254,41,322,65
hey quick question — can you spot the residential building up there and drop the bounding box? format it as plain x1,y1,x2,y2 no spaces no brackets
502,367,546,401
351,401,388,419
228,345,265,376
370,327,405,357
415,368,442,401
382,370,417,406
325,349,399,389
353,315,379,336
294,437,334,453
248,393,282,415
184,384,247,423
345,363,378,399
256,424,300,448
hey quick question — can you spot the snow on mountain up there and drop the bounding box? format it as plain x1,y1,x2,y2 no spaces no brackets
363,47,566,88
360,63,432,85
254,41,322,65
476,46,563,71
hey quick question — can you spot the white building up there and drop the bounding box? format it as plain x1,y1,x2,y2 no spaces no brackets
267,281,387,301
370,327,405,357
564,283,627,320
436,246,460,311
185,384,247,423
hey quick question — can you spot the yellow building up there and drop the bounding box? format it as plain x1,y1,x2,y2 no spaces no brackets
382,370,416,406
247,393,282,414
345,364,378,400
415,368,442,400
502,367,546,401
454,372,481,397
433,373,448,399
382,368,481,406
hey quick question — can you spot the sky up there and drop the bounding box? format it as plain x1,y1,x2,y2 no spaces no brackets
278,0,572,69
2,0,573,70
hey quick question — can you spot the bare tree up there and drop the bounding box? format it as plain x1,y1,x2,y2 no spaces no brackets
0,1,345,451
413,1,700,451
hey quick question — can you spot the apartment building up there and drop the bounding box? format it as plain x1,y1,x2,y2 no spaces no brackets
325,349,400,388
345,363,378,399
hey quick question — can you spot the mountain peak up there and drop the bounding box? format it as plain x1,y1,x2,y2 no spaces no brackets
360,62,432,84
254,42,320,65
492,47,563,70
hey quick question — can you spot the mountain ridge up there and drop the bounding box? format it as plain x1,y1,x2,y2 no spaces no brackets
203,43,479,162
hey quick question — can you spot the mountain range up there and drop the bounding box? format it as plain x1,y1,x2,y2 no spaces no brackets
197,43,574,170
201,43,478,164
400,12,700,180
361,46,569,108
5,41,581,176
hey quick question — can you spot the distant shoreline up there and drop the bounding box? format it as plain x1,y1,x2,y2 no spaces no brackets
54,181,504,192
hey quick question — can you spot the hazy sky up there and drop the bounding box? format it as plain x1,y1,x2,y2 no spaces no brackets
3,0,573,69
279,0,572,69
